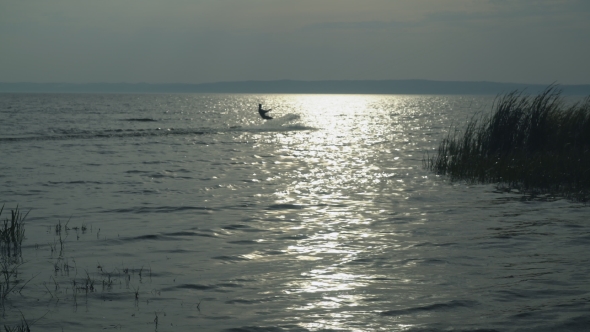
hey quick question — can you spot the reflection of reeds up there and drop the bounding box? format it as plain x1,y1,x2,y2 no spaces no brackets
3,312,30,332
425,86,590,201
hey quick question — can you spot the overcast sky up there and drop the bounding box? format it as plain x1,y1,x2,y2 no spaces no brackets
1,0,589,84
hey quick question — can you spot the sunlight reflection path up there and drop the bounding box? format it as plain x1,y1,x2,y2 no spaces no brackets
220,94,466,330
251,95,437,330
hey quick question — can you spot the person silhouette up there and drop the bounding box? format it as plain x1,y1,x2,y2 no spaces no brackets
258,104,273,120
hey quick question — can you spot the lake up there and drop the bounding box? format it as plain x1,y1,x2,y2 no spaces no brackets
1,93,589,331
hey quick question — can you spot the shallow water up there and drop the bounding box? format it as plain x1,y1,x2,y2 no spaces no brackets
0,93,589,331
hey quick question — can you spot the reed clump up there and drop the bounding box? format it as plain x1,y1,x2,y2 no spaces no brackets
1,206,29,311
425,86,590,201
0,205,28,258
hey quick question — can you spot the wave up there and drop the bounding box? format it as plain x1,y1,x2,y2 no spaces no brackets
123,118,157,122
103,205,215,214
272,113,301,124
252,113,304,129
0,120,314,143
380,299,479,316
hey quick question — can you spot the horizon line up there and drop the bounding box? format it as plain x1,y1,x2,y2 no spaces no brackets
2,79,589,95
1,79,589,86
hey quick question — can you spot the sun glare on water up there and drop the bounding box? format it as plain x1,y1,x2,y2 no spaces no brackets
244,94,426,330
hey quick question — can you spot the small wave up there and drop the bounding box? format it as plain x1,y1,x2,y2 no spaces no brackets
380,299,478,316
130,234,160,240
227,240,259,245
125,234,180,242
272,113,301,125
148,172,193,180
225,326,310,332
0,128,207,142
541,315,590,332
125,170,151,174
222,224,254,230
212,255,250,262
0,123,313,143
224,296,276,305
123,118,157,122
267,204,305,210
47,180,105,185
216,282,243,288
164,283,217,291
103,205,214,214
225,299,257,305
278,234,308,240
164,231,220,238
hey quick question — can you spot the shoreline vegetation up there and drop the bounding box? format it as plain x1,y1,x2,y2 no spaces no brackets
425,86,590,202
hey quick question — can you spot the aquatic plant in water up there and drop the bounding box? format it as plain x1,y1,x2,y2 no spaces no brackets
1,206,28,313
1,208,155,329
2,313,30,332
425,86,590,201
0,205,27,258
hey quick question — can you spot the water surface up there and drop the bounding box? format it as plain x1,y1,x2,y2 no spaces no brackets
1,93,588,331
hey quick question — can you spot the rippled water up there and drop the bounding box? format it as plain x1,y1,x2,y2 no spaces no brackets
1,93,589,331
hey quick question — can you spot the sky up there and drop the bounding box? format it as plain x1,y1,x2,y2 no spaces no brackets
1,0,589,85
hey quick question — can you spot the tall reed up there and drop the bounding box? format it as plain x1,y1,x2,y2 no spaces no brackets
425,86,590,201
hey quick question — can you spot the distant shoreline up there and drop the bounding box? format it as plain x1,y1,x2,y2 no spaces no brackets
1,80,589,95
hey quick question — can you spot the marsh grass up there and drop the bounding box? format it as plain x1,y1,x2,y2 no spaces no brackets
1,206,30,310
425,86,590,201
1,207,169,329
0,205,28,258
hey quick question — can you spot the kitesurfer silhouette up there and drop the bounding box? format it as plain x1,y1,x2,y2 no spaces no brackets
258,104,273,120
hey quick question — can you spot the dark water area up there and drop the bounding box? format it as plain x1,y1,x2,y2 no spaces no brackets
0,93,589,331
